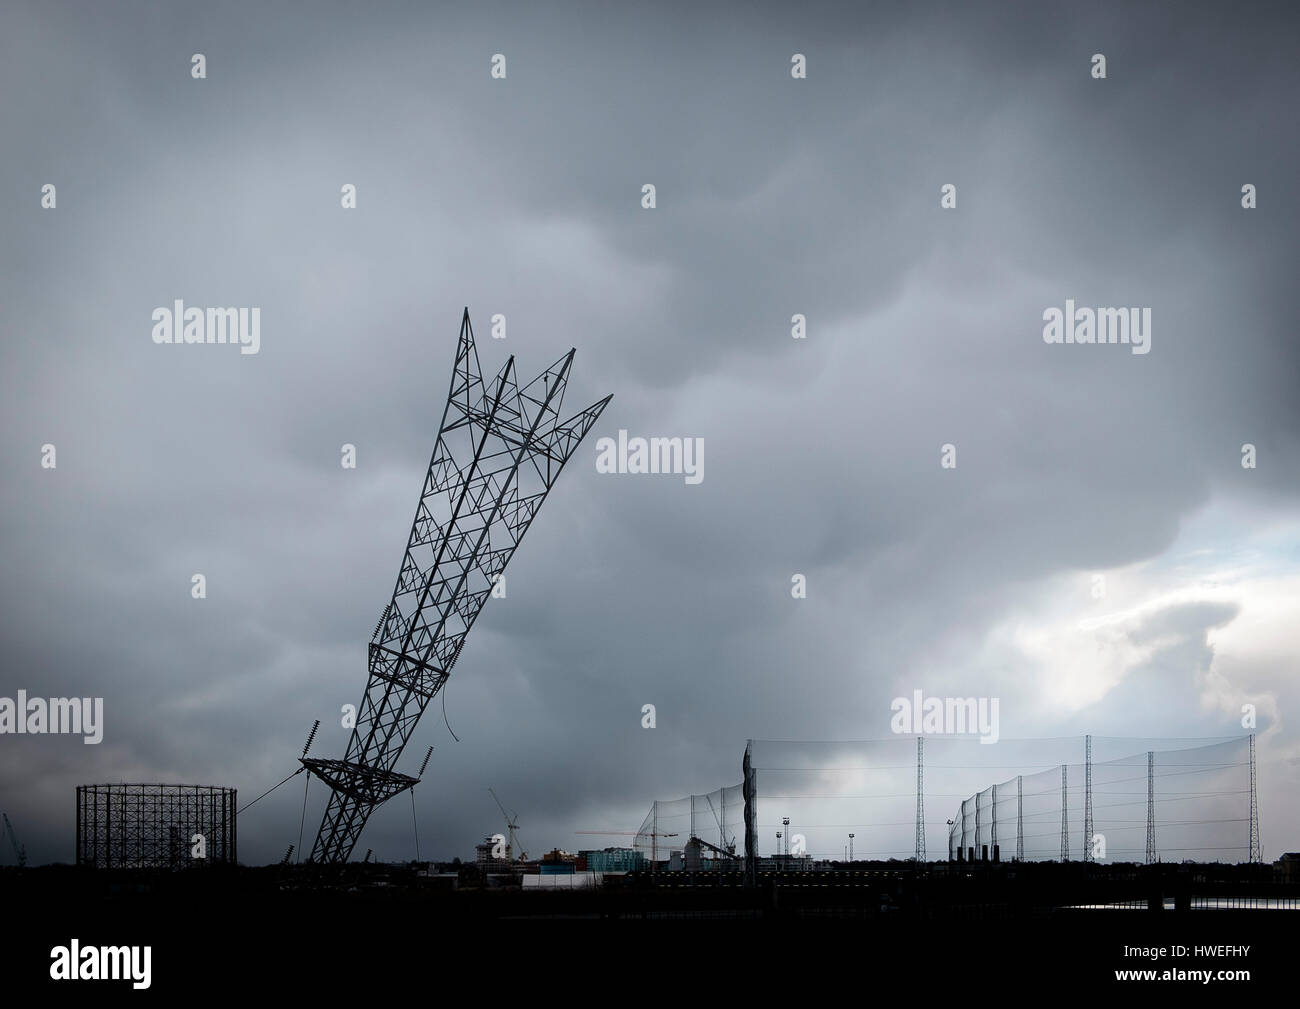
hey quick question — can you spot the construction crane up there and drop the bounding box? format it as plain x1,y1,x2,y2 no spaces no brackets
575,830,679,870
687,835,736,860
704,793,736,854
488,788,526,862
3,812,27,868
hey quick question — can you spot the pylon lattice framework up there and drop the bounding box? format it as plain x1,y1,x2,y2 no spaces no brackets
304,310,611,864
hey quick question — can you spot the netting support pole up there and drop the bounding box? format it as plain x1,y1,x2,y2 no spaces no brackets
1249,734,1261,864
1084,734,1094,862
743,740,757,887
990,783,998,855
1145,750,1156,864
1059,765,1069,862
914,736,926,863
651,800,658,874
1016,775,1024,861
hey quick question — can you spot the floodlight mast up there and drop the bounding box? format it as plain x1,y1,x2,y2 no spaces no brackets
303,309,611,864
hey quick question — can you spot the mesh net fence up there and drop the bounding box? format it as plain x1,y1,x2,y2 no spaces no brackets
628,736,1254,865
632,784,744,864
945,737,1252,863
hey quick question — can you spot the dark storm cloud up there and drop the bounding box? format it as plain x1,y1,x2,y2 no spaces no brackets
1,0,1296,863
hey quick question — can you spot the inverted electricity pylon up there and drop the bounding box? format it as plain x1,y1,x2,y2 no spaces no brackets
303,309,611,864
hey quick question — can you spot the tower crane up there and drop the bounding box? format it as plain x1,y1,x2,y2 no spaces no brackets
3,812,27,868
704,793,736,854
488,788,526,862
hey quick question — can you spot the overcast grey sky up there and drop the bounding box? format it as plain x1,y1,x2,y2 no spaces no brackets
2,0,1297,865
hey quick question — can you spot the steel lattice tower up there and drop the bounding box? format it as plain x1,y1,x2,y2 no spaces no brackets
1145,750,1156,864
303,309,611,864
1059,764,1069,861
1083,734,1094,862
914,736,926,862
1248,733,1261,863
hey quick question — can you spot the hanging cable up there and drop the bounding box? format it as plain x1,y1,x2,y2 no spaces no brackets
296,771,311,863
236,767,302,815
411,788,421,863
441,688,460,742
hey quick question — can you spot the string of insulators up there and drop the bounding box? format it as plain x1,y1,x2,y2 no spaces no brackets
302,719,320,757
418,745,433,777
280,844,294,865
372,604,390,641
